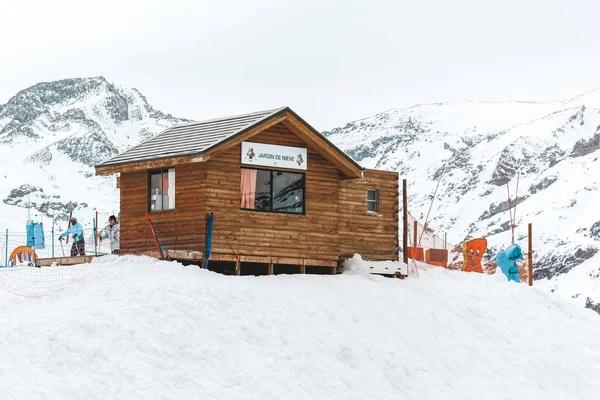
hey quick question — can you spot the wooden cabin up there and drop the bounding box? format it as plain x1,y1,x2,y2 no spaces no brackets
95,107,399,274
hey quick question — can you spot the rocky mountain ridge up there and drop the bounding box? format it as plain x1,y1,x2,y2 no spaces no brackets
0,76,187,225
323,89,600,311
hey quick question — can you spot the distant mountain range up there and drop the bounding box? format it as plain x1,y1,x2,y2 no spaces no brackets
323,90,600,312
1,76,599,313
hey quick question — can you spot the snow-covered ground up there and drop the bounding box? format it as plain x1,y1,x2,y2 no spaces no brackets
1,255,599,399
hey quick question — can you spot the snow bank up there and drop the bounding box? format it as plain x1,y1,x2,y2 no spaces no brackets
342,253,408,276
1,256,599,399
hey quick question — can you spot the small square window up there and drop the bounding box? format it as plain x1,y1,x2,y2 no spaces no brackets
367,189,379,213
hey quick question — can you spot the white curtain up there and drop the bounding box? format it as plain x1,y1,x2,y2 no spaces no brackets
168,168,176,209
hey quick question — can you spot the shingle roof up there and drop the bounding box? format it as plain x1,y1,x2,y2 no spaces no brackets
98,107,288,167
96,106,364,176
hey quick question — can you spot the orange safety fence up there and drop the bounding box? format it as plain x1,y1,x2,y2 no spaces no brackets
405,211,454,268
404,211,532,284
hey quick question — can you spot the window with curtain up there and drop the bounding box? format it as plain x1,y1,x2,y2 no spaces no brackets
149,169,175,211
240,168,304,214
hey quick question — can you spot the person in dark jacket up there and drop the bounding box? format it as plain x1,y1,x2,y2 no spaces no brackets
59,216,86,256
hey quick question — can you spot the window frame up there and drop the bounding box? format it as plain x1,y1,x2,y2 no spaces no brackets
148,168,175,212
240,166,306,215
367,188,379,214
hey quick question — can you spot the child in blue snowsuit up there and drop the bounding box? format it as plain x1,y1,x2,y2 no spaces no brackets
59,216,86,256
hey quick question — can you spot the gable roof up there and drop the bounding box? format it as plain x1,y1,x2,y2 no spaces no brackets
98,107,287,167
95,106,363,178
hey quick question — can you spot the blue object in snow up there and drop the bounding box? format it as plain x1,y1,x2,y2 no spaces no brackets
205,212,213,269
496,244,523,282
26,222,45,249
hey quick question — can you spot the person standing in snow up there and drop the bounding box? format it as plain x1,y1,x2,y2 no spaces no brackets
97,215,120,254
59,216,86,256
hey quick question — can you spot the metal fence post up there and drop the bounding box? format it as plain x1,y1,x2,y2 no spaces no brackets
52,225,55,259
5,229,8,267
93,218,97,256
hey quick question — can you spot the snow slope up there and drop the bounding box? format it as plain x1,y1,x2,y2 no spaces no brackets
1,255,599,399
324,89,600,311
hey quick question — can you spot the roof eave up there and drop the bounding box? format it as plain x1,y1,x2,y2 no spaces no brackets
284,108,364,172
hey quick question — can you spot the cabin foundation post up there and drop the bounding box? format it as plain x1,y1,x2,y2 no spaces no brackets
235,258,241,276
268,261,274,275
403,179,408,266
300,259,305,274
394,271,405,280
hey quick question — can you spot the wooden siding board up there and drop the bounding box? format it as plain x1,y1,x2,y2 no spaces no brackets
119,165,207,254
338,169,399,261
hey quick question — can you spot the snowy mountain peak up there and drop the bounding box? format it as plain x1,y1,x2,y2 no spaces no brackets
0,76,187,225
0,76,185,145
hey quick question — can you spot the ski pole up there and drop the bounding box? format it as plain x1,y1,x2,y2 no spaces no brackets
60,239,65,257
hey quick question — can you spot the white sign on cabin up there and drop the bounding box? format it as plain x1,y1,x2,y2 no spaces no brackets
241,141,307,170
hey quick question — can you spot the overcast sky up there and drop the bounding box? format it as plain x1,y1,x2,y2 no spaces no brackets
2,0,600,130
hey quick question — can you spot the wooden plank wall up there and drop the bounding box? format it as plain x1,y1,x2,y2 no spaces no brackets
119,164,206,254
204,123,340,263
117,122,399,265
338,169,399,261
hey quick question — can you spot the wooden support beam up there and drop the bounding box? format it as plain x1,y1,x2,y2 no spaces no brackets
300,260,305,274
209,253,238,262
235,258,241,276
38,256,96,267
268,262,274,275
167,249,204,260
272,257,305,265
403,179,408,266
303,258,337,267
240,255,272,263
96,155,204,176
414,220,418,248
331,266,337,275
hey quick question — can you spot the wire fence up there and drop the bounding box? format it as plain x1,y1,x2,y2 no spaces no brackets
0,256,120,298
0,214,120,297
0,226,113,266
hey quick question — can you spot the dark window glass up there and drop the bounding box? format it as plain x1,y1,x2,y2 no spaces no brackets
240,168,304,214
254,169,271,211
273,171,304,213
367,189,379,213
